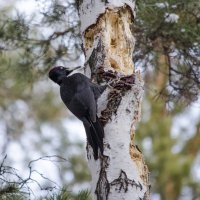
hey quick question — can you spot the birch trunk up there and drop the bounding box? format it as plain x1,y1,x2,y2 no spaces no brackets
77,0,150,199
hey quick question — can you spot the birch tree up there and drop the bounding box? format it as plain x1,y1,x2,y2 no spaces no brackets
77,0,150,199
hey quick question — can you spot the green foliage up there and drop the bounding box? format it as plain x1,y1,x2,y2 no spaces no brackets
134,3,200,198
41,188,91,200
137,95,200,199
0,185,91,200
41,189,72,200
0,184,24,200
48,189,92,200
134,0,200,104
68,156,91,184
0,0,81,77
74,190,91,200
0,1,89,198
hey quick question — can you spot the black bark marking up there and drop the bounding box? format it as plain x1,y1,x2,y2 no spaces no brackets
126,108,131,114
105,143,111,149
98,67,135,126
95,155,110,200
86,143,92,160
136,145,142,153
142,191,149,200
101,0,109,4
110,170,142,193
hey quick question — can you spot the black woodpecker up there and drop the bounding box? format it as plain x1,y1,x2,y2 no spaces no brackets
49,66,106,160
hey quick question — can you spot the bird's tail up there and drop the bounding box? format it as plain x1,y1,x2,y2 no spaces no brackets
83,116,104,160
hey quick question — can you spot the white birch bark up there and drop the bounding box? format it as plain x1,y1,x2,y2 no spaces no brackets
77,0,150,199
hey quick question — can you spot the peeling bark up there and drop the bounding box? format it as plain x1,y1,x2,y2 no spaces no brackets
77,0,150,199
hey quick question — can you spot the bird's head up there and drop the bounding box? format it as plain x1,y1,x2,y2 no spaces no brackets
48,66,80,85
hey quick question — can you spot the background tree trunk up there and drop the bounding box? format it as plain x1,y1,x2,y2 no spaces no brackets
78,0,150,199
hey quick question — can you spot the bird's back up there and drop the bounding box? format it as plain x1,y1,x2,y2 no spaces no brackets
60,73,89,103
60,73,96,120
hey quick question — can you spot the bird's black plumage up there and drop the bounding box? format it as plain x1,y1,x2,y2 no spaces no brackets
49,66,106,159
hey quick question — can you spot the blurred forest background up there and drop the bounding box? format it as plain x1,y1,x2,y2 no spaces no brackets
0,0,199,199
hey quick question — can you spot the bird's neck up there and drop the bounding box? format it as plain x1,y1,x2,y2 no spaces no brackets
57,75,67,85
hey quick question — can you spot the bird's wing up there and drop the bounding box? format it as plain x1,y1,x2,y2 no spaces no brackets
68,88,97,122
90,83,107,100
82,116,104,160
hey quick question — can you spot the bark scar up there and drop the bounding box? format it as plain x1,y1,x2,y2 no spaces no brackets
95,155,110,200
110,170,143,192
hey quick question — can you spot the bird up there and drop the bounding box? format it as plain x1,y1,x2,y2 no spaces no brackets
48,66,106,160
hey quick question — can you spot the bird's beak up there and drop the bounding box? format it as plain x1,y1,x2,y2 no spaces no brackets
66,66,81,71
73,66,82,70
65,68,74,75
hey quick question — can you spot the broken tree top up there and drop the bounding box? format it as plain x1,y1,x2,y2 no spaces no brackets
78,0,136,33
